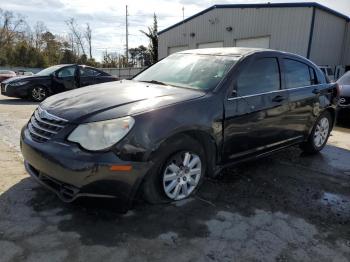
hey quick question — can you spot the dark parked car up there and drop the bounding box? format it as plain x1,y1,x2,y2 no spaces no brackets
21,48,338,210
0,70,16,83
1,64,118,101
337,71,350,119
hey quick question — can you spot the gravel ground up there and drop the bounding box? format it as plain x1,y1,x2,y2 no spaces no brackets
0,94,349,262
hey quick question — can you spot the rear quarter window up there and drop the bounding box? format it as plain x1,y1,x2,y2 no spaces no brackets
284,59,312,89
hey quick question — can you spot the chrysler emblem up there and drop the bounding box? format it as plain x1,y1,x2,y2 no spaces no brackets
37,107,68,122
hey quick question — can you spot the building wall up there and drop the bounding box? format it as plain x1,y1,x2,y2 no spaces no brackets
310,8,347,66
159,7,313,59
342,22,350,66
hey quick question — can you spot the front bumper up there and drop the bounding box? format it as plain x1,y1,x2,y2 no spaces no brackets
1,83,28,98
20,127,152,208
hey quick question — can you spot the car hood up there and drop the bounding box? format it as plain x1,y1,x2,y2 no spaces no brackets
41,80,206,122
2,75,47,83
340,85,350,97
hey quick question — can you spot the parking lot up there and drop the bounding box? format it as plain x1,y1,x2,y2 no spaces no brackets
0,93,349,262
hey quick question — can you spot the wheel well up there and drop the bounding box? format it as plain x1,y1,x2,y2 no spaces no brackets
27,85,49,97
324,107,336,126
167,130,218,177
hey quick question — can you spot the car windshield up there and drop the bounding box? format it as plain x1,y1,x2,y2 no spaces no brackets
337,71,350,85
35,65,65,76
134,53,239,90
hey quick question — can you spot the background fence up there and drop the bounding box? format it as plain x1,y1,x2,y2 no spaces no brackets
0,66,43,74
0,66,146,79
99,67,145,79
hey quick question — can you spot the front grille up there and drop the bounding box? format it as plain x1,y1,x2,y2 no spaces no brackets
339,96,350,106
28,107,68,142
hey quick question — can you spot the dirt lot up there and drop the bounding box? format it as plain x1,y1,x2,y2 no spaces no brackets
0,93,349,262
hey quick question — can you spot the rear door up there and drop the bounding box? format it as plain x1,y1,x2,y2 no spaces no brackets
223,54,291,162
79,67,98,87
281,58,319,138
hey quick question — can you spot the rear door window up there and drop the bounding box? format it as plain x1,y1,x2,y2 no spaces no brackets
284,59,312,88
236,57,280,96
80,68,101,77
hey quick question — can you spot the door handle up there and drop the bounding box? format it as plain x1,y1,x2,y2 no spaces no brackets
272,95,285,103
312,88,320,94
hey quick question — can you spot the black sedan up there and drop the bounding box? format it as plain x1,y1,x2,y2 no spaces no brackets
1,64,118,101
20,48,338,210
337,71,350,119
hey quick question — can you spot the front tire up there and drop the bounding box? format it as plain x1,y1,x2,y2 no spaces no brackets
301,111,332,154
142,135,206,204
30,86,47,102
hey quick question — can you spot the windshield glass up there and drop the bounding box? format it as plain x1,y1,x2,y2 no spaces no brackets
337,71,350,85
35,65,64,76
134,53,239,90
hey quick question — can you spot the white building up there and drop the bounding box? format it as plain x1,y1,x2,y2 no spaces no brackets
158,2,350,75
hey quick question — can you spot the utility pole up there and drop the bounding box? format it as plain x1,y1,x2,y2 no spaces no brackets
182,6,185,21
126,5,129,67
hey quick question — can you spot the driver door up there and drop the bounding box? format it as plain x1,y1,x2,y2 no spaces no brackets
55,65,78,91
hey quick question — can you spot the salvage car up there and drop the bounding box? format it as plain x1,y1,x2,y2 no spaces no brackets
20,48,338,209
1,64,118,101
0,70,16,83
337,71,350,119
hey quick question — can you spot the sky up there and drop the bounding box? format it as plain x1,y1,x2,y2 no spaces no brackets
2,0,350,61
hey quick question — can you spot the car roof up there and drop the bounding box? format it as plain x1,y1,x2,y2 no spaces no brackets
177,47,301,58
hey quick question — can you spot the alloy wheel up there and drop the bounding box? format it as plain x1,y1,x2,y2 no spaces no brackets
313,117,329,148
162,151,202,200
32,87,46,101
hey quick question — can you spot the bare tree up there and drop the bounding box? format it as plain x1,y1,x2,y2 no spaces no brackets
0,9,26,46
33,21,47,50
85,23,92,59
65,18,86,56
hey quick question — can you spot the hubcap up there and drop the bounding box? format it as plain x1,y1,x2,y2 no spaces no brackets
313,117,329,148
162,152,202,201
32,87,46,101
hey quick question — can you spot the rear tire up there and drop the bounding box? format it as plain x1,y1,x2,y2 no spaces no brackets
142,135,206,204
30,86,47,102
301,111,332,154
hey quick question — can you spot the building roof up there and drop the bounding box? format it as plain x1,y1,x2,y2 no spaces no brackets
158,2,350,35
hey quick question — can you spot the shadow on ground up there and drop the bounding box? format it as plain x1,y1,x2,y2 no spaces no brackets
1,144,349,248
0,98,38,106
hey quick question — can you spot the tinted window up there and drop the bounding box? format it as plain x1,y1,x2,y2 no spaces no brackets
309,67,318,85
57,66,76,78
236,57,280,96
327,68,334,75
284,59,312,88
80,67,100,77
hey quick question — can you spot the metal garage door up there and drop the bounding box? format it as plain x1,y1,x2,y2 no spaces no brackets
236,36,270,48
168,46,189,55
197,42,224,49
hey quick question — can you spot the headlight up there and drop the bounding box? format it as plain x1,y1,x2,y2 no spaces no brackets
67,116,135,151
11,81,29,86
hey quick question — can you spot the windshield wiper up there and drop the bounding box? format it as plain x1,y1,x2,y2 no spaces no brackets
139,80,169,86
